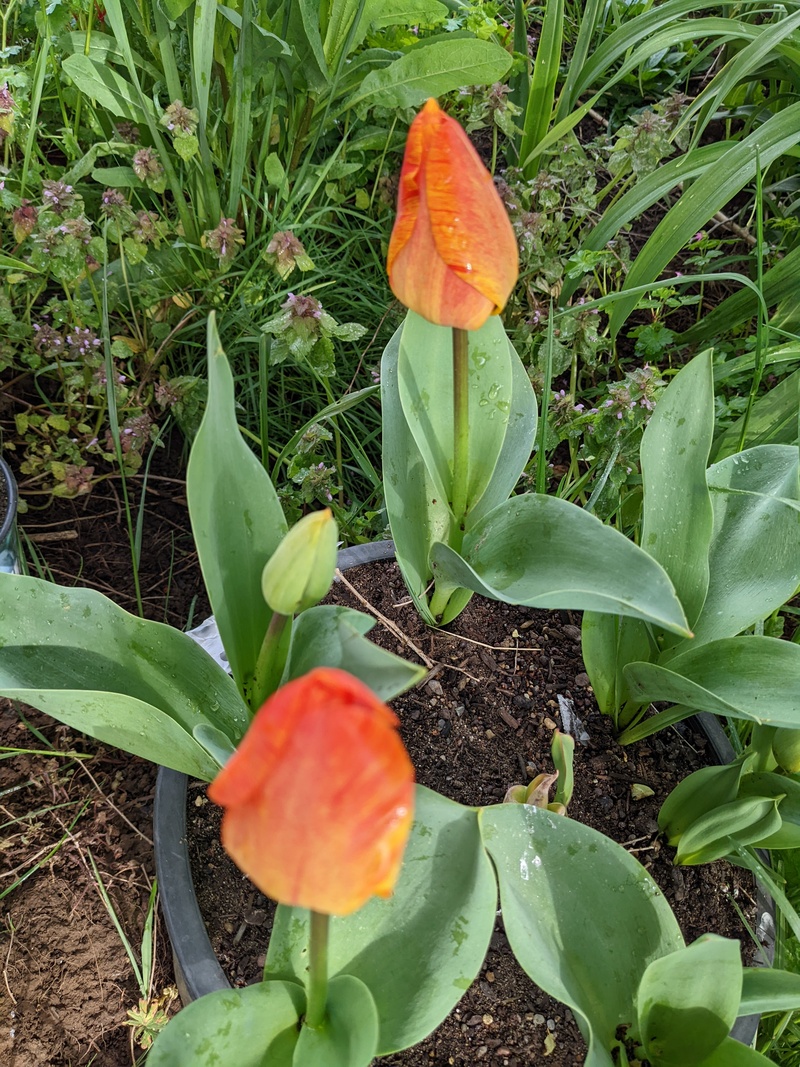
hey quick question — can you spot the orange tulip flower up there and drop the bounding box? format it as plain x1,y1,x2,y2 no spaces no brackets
387,97,519,331
208,668,415,916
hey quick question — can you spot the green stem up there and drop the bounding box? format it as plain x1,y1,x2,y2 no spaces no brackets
247,610,290,711
450,327,470,543
428,328,470,624
305,911,330,1030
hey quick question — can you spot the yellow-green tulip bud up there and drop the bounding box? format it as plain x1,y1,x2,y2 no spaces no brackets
773,728,800,773
261,509,338,616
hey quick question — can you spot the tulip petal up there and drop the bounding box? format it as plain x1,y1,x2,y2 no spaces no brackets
208,668,415,916
387,98,518,330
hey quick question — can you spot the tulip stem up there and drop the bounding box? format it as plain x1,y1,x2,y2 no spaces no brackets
451,327,470,543
305,911,330,1030
248,611,290,712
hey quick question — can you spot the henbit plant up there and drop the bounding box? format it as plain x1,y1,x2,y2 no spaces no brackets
57,0,513,245
380,97,691,635
0,315,425,779
581,348,800,742
509,0,800,339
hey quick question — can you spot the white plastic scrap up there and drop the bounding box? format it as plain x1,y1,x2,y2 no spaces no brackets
557,694,590,744
186,615,231,675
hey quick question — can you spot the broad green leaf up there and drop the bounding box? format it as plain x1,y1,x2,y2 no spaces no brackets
287,0,330,91
625,637,800,728
430,495,691,634
369,0,447,30
61,29,163,81
147,980,305,1065
479,803,683,1066
193,722,236,768
693,1036,773,1067
658,762,744,846
674,795,782,865
266,786,496,1054
738,771,800,849
91,165,141,187
187,315,287,696
157,0,193,20
713,370,800,459
640,351,714,630
283,605,426,699
293,975,378,1067
398,312,536,526
0,574,246,778
689,445,800,645
0,686,218,779
62,53,152,122
580,612,652,719
323,0,380,65
347,37,512,112
465,324,538,529
637,936,741,1067
609,101,800,336
382,321,453,625
739,967,800,1015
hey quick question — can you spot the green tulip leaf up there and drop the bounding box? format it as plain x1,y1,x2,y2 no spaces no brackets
658,762,744,845
382,321,453,624
738,771,800,849
581,612,652,719
398,312,537,529
147,979,305,1066
188,313,288,696
617,704,698,745
739,967,800,1015
293,976,378,1067
283,605,426,699
639,350,714,631
624,637,800,727
690,445,800,645
193,723,236,769
674,795,782,866
479,804,683,1066
265,786,496,1054
637,935,742,1067
430,494,690,634
0,574,246,779
692,1036,773,1066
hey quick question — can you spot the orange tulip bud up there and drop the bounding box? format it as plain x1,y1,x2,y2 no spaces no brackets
208,668,415,916
387,97,519,331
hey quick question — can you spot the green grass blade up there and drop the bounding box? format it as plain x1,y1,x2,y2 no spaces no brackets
609,102,800,337
519,0,564,178
556,0,604,123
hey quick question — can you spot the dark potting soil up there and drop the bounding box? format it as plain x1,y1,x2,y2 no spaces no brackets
188,558,767,1067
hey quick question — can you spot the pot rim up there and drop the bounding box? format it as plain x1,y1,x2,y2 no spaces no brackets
153,539,774,1047
0,455,18,546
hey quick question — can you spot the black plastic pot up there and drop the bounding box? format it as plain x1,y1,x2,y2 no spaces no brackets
0,455,20,574
153,540,774,1045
